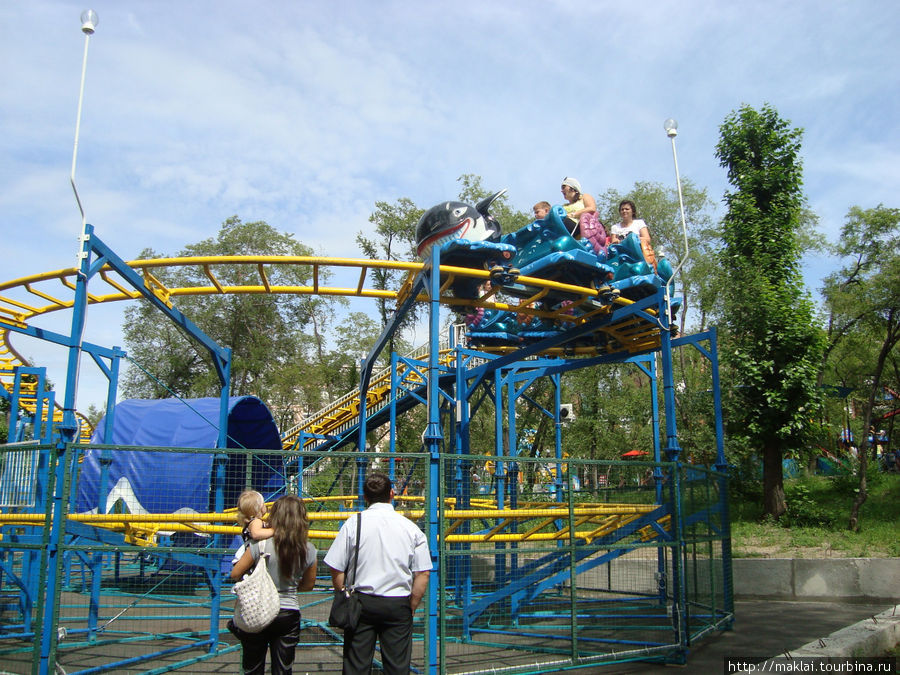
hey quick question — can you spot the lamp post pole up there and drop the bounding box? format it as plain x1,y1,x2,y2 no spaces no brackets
71,9,98,232
658,117,685,463
60,9,99,442
660,118,688,651
43,13,99,673
663,118,690,304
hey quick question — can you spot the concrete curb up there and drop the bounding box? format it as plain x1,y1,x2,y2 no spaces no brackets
788,604,900,658
733,558,900,601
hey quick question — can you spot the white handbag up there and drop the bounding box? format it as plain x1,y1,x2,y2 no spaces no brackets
232,539,281,633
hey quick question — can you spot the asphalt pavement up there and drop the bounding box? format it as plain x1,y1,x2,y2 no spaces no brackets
580,599,895,674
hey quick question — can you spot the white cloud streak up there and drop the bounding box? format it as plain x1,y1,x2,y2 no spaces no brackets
1,0,897,407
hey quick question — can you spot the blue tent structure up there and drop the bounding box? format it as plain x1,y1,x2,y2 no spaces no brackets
76,396,285,515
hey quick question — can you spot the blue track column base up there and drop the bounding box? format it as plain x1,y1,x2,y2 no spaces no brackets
667,648,689,665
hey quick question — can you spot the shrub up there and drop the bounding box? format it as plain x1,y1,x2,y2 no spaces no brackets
781,481,835,528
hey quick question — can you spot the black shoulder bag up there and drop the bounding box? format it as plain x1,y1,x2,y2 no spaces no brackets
328,512,362,630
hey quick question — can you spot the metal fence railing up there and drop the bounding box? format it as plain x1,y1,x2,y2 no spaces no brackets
0,444,732,674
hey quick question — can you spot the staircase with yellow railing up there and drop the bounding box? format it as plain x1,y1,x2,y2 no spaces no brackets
280,339,456,451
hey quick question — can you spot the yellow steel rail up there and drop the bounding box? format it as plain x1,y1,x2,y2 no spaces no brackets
0,255,665,446
281,345,458,449
0,256,624,323
0,501,668,547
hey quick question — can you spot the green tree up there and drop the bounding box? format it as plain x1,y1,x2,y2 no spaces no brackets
84,403,105,429
563,363,656,462
563,366,653,484
330,311,394,387
821,205,900,529
714,103,825,518
121,217,344,425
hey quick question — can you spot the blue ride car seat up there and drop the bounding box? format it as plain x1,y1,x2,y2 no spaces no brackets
499,205,613,300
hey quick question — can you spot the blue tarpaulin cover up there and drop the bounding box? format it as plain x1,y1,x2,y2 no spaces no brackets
76,396,284,514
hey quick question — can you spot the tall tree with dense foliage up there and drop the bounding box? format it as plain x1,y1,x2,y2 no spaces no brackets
715,103,824,518
821,205,900,529
121,217,343,421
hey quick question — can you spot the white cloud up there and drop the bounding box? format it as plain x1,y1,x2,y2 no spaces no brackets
2,0,898,409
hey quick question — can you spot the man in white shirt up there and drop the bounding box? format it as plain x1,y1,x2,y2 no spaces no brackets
324,472,432,675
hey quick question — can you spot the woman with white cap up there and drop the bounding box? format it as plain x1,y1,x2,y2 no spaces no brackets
559,177,598,239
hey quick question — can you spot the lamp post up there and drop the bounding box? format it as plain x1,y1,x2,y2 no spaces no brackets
664,118,690,285
71,9,98,232
658,118,690,466
62,8,99,438
46,16,100,672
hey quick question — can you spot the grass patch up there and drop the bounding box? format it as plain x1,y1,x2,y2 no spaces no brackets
730,471,900,558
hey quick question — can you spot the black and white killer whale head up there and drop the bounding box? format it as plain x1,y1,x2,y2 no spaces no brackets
415,189,507,259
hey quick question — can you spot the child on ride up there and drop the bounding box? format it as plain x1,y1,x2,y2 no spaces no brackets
533,201,551,220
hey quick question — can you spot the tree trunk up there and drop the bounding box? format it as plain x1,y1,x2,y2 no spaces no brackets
848,315,898,530
848,448,867,532
762,445,786,518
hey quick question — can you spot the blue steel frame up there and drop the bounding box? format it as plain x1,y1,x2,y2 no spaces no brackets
347,242,729,672
4,224,235,675
4,231,729,673
58,224,232,447
5,366,55,444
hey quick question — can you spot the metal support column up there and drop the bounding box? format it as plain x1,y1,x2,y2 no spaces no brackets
423,245,442,675
657,289,687,659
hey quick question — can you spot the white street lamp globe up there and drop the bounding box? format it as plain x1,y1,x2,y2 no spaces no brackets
80,9,98,34
664,118,678,138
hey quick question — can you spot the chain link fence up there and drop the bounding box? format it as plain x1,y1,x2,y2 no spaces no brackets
0,444,732,674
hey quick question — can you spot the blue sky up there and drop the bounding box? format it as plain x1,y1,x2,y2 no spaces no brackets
2,0,898,411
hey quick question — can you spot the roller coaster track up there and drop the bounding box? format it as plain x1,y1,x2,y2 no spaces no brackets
0,255,667,446
0,500,670,548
